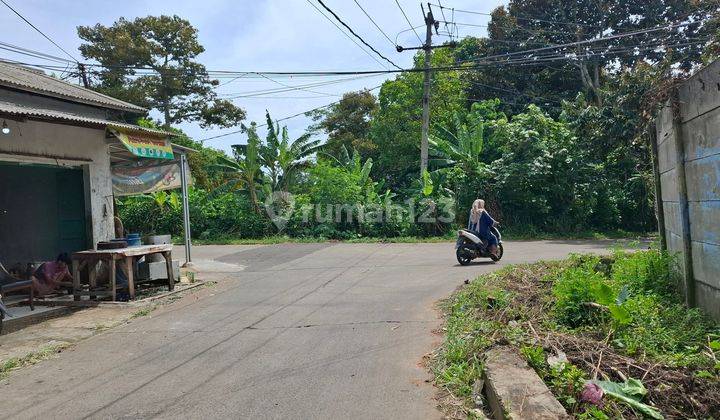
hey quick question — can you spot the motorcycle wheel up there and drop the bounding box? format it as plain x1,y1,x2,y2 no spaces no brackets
490,244,504,262
456,247,473,266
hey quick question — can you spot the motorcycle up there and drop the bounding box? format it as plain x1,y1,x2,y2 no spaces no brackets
455,225,504,265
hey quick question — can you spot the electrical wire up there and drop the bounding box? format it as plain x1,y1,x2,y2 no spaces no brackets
0,0,78,62
436,0,451,41
395,0,423,44
256,72,340,97
0,41,70,64
2,19,710,80
216,74,383,98
352,0,397,48
200,85,384,142
315,0,402,70
454,20,703,65
430,3,602,29
394,25,425,46
305,0,389,70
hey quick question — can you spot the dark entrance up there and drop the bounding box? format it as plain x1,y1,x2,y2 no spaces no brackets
0,162,88,266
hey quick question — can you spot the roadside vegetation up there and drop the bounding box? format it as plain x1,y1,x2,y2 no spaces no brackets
433,250,720,418
0,344,68,380
80,1,718,242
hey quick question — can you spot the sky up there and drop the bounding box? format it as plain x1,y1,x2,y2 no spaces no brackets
0,0,504,154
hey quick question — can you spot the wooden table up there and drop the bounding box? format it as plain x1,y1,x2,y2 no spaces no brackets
71,244,174,301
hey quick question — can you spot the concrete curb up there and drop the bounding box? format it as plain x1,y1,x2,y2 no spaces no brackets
482,346,569,420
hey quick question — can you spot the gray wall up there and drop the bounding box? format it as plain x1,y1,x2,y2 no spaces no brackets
656,59,720,321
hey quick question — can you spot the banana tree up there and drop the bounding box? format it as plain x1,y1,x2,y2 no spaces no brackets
214,122,263,212
428,113,487,173
261,111,323,192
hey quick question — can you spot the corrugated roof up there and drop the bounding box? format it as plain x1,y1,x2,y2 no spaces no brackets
0,100,172,136
0,61,146,113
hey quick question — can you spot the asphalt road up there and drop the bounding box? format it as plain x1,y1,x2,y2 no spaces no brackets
0,240,635,419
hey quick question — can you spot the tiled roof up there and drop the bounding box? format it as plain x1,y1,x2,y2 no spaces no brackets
0,61,146,113
0,100,171,136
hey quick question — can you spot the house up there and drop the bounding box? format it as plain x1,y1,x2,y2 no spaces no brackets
0,60,190,269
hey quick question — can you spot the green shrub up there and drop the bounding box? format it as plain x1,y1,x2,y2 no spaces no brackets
613,295,716,366
552,258,609,327
611,250,674,297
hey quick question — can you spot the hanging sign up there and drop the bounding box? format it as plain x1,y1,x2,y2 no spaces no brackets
112,161,191,196
110,127,174,160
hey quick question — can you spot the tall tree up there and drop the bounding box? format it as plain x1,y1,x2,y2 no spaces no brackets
456,0,716,108
310,89,378,159
78,15,245,129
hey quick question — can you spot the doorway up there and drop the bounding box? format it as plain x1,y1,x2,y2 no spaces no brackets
0,162,88,266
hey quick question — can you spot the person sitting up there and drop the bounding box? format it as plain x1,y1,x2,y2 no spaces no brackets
31,253,73,297
467,199,499,257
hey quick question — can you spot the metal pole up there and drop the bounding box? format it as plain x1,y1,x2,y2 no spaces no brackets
179,153,192,264
420,7,433,175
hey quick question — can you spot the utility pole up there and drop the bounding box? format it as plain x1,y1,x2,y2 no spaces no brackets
420,4,434,176
78,63,89,88
397,3,454,176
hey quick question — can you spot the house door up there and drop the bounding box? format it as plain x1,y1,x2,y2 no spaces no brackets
0,162,88,265
56,169,88,253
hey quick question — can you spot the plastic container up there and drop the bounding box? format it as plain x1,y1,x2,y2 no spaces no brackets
126,233,142,247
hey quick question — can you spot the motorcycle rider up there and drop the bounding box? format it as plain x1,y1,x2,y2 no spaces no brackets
467,199,499,257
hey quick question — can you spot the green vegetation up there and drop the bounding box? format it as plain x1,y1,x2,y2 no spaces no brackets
0,344,69,379
433,251,720,418
130,305,157,319
84,2,719,241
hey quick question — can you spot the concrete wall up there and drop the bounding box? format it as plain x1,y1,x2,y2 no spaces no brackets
0,119,115,253
656,59,720,321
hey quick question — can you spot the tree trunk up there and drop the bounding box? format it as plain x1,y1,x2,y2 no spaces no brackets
249,183,260,213
579,61,602,106
163,104,172,129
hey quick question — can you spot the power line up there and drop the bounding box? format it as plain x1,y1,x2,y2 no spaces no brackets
305,0,389,70
430,3,602,29
395,25,425,45
0,41,70,64
256,72,339,97
0,0,78,62
436,0,451,41
201,85,383,142
395,0,423,44
353,0,397,48
443,20,590,37
3,20,708,80
216,74,382,98
455,20,702,65
315,0,402,70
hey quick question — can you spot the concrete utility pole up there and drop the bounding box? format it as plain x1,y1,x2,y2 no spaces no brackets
420,4,434,175
397,3,454,177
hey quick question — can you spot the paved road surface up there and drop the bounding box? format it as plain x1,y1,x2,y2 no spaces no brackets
0,240,634,419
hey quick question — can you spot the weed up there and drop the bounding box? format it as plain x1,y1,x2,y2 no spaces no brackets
130,305,156,319
552,258,609,327
0,344,68,379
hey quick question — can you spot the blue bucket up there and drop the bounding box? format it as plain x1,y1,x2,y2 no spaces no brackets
126,233,142,247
